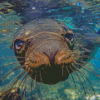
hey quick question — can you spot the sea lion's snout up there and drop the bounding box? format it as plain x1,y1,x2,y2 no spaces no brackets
25,36,71,66
12,19,75,84
23,32,75,84
25,40,73,67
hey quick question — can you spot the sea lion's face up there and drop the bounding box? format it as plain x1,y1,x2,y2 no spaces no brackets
11,19,76,84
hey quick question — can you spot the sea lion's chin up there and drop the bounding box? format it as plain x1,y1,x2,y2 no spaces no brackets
24,50,75,84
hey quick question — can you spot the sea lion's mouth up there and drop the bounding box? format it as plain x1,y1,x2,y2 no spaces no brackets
24,50,75,84
25,63,75,84
25,64,70,84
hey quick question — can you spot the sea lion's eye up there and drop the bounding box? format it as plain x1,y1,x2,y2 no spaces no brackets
14,40,25,50
64,33,74,50
65,34,74,42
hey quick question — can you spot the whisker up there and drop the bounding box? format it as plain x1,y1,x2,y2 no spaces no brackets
73,50,99,55
21,77,30,100
8,71,25,90
70,70,76,91
74,46,91,52
3,71,25,99
40,70,46,93
20,75,28,90
13,73,29,99
82,37,100,40
0,61,24,69
76,59,100,70
72,51,91,56
28,70,34,100
72,64,96,96
68,67,77,99
22,84,26,100
0,56,25,59
91,60,100,70
0,65,25,83
34,75,38,100
62,67,63,76
0,47,12,50
66,67,75,88
73,45,99,54
78,71,88,94
75,43,100,48
74,55,100,61
31,79,33,100
17,73,29,90
70,66,86,96
2,71,25,93
18,69,32,99
75,62,100,80
66,66,75,87
66,67,70,76
20,75,28,98
34,75,42,100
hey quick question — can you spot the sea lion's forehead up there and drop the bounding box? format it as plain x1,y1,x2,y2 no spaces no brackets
13,19,73,42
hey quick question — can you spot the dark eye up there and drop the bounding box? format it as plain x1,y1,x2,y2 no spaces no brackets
65,34,74,42
14,40,25,50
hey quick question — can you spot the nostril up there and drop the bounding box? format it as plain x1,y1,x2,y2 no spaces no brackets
43,50,58,63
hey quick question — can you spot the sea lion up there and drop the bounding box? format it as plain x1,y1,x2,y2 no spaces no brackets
10,18,100,85
0,1,100,99
10,18,75,84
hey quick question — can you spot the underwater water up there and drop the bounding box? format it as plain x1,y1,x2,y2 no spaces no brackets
0,0,100,100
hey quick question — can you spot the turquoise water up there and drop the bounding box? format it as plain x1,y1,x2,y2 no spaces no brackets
0,1,100,100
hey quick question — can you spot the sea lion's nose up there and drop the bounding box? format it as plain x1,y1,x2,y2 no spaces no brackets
43,47,58,63
25,39,70,67
43,49,73,65
25,33,71,68
37,40,68,63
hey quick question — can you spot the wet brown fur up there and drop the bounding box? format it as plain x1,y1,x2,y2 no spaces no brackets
10,19,76,84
